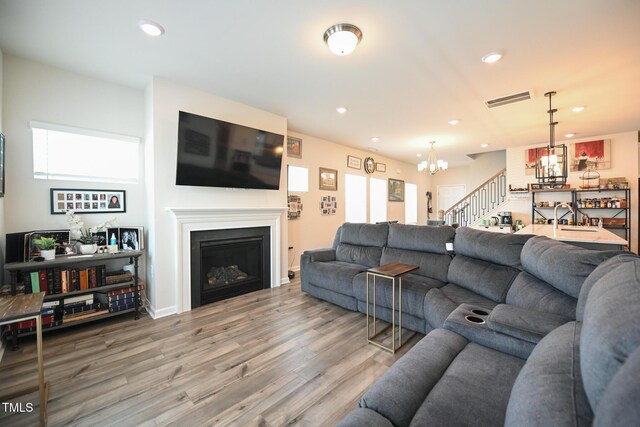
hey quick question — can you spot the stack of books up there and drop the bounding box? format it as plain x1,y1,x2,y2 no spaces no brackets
97,284,142,313
63,293,101,322
15,300,63,334
105,270,134,285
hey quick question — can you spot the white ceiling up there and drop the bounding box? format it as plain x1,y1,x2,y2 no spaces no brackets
1,0,639,167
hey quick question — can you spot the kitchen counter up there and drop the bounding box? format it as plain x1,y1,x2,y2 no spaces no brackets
516,224,628,250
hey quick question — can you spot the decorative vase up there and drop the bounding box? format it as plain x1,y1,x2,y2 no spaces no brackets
40,249,56,260
78,244,98,254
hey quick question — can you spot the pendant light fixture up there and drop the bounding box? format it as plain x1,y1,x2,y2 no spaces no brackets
535,91,567,185
418,141,448,175
323,24,362,56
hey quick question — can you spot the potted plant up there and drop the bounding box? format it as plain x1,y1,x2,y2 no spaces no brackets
75,229,103,254
66,211,115,255
33,236,57,260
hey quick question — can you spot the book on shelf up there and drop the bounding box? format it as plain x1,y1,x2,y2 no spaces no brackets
42,300,60,308
30,271,40,293
38,270,49,294
79,269,89,290
62,310,108,323
64,303,99,316
108,301,136,313
17,320,62,334
105,283,144,297
64,293,94,305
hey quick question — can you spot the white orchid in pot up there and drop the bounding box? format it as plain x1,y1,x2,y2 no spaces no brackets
66,211,116,254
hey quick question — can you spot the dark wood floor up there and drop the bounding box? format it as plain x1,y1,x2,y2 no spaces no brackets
0,279,421,426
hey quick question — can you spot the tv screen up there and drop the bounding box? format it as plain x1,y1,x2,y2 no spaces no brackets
176,111,284,190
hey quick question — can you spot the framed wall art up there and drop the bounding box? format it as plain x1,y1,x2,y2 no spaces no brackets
376,162,386,173
50,188,126,214
347,155,361,170
319,167,338,191
570,139,611,171
287,136,302,159
388,178,405,202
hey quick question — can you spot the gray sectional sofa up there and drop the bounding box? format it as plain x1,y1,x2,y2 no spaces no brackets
299,222,638,426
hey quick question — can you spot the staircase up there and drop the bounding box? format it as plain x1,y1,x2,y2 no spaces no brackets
443,168,507,227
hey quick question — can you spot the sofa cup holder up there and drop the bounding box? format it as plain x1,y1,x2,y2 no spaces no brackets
464,315,486,325
470,309,489,316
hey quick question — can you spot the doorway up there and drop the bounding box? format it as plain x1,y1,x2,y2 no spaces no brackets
437,184,466,215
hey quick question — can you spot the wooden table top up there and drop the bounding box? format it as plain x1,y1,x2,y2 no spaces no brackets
0,292,45,323
367,262,418,277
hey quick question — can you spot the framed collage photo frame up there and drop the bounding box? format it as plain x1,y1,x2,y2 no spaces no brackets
50,188,126,214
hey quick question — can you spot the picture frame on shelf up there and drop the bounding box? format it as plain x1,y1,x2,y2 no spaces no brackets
50,188,126,214
119,227,144,251
287,136,302,159
376,162,386,173
388,178,405,202
347,155,361,170
319,167,338,191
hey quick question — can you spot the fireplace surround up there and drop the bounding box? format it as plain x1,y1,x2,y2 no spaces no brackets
169,207,286,313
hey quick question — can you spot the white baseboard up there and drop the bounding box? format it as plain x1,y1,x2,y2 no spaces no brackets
146,303,177,319
280,277,290,285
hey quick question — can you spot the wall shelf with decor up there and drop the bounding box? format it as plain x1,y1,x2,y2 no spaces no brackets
3,251,143,347
531,189,575,225
575,188,630,245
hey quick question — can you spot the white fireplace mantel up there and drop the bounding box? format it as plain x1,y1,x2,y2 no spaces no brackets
169,206,287,313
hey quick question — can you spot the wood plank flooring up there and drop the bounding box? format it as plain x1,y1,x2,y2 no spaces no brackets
0,279,422,426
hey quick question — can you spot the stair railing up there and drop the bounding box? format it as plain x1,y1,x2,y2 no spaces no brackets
443,168,507,227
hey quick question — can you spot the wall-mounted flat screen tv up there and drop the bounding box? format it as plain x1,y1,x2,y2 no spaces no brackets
176,111,285,190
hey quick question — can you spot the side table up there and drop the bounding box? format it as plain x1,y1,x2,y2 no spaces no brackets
366,262,418,353
0,292,48,426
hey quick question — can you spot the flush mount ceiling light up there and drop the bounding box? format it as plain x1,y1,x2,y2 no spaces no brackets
370,136,380,142
571,106,585,113
481,51,503,64
564,133,575,138
448,119,460,125
416,153,422,157
138,20,165,36
480,143,490,148
336,106,348,114
418,141,448,175
324,23,362,56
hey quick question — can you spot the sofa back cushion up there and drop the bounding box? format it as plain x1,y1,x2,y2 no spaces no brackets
447,255,521,302
453,227,532,268
380,248,450,282
576,253,639,321
581,257,640,411
334,223,388,267
387,223,455,254
520,236,623,299
506,272,578,319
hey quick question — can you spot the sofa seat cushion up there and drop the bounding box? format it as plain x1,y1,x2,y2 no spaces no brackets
302,260,366,297
487,304,570,344
337,407,394,427
424,284,498,329
505,321,593,427
594,346,640,427
336,243,383,268
409,341,525,427
353,272,444,318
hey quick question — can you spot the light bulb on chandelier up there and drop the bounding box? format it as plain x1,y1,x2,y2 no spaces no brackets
418,141,448,175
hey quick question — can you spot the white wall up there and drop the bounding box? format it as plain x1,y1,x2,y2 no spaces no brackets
506,131,639,253
286,131,431,270
146,77,288,317
2,55,146,234
0,48,5,286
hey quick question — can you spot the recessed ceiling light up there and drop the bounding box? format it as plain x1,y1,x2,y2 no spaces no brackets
370,137,380,142
481,51,503,64
323,23,363,56
138,20,165,36
416,153,422,157
480,143,489,148
448,119,460,125
336,106,348,114
564,133,575,138
571,106,585,113
367,147,379,152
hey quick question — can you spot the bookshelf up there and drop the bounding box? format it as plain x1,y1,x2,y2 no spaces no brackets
4,250,142,346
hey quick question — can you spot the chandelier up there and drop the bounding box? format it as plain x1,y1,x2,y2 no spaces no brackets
535,91,567,185
418,141,448,175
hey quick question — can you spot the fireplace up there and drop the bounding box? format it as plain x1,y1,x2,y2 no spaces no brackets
190,226,270,308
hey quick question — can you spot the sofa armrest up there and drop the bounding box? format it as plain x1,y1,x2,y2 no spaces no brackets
487,304,569,344
301,248,336,263
337,408,394,427
443,304,535,359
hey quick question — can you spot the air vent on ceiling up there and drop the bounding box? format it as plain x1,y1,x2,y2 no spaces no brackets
484,90,532,108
